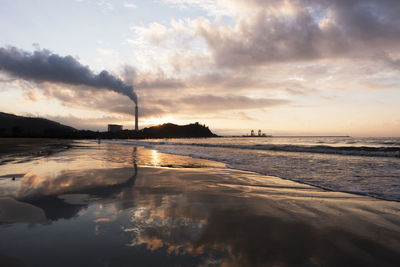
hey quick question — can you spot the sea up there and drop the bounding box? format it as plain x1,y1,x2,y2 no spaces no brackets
103,136,400,202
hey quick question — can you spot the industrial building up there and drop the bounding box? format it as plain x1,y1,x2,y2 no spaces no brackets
108,124,122,132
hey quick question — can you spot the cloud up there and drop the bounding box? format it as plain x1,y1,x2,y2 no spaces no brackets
199,12,323,66
127,0,400,98
3,1,399,131
192,0,400,68
0,46,137,103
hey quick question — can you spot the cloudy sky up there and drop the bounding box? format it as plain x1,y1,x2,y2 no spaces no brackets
0,0,399,136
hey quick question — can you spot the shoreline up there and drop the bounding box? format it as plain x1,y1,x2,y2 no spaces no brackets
0,141,399,266
104,139,400,202
0,138,73,164
2,138,399,202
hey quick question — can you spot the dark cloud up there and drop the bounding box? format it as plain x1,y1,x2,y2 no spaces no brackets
329,0,400,42
200,11,323,66
198,0,400,68
0,46,137,103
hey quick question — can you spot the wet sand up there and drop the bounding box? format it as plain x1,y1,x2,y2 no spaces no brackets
0,138,72,165
0,141,399,266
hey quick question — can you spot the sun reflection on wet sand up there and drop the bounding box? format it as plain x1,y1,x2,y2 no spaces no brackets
151,149,159,166
0,141,399,266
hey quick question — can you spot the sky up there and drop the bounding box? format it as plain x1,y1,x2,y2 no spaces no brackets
0,0,399,136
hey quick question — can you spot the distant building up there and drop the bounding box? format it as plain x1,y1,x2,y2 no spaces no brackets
251,130,255,136
108,124,122,132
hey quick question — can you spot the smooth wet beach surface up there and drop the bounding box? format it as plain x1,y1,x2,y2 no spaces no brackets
0,141,399,266
0,138,72,166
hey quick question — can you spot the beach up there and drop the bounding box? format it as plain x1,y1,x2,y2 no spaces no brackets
0,138,72,165
0,139,399,266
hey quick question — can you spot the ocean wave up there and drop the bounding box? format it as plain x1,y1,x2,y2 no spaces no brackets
128,141,400,158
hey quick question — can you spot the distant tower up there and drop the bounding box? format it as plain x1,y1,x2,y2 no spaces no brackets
251,130,254,136
258,129,261,136
135,105,138,131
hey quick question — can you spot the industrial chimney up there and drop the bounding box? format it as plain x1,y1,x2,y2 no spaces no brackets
135,104,138,131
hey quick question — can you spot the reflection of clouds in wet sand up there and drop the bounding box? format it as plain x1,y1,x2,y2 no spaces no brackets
0,144,141,223
17,168,134,199
13,166,137,221
117,167,400,266
124,195,205,254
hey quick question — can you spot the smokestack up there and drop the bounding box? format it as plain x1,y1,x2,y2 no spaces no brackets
135,105,138,131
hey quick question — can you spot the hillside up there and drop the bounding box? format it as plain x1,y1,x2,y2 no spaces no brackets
0,112,216,139
0,112,77,138
137,122,217,138
93,122,217,139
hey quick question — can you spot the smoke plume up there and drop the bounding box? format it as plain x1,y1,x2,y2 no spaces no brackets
0,46,137,104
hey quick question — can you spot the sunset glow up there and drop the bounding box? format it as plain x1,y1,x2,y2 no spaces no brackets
0,0,399,136
144,116,175,127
